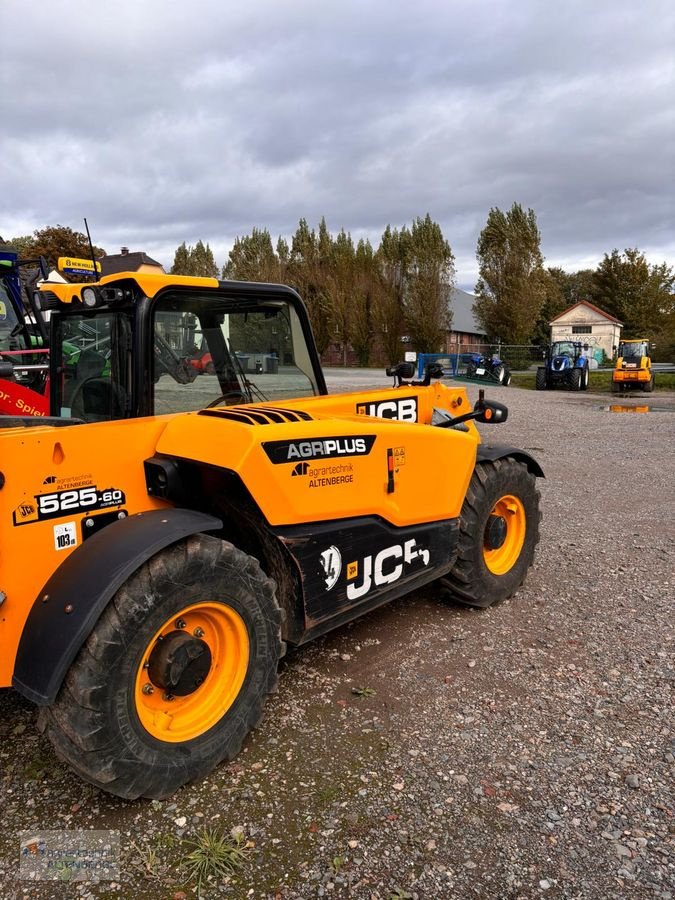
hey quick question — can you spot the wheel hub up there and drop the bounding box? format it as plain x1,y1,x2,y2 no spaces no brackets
147,630,212,697
484,514,507,551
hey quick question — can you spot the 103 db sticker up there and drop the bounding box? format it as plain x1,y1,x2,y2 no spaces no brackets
13,485,126,526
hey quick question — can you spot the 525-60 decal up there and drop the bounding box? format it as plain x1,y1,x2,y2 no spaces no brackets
13,485,126,526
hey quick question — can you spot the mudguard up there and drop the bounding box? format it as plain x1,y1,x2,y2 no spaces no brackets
475,444,545,478
12,508,222,705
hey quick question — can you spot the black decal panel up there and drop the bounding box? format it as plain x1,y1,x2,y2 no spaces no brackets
275,517,458,623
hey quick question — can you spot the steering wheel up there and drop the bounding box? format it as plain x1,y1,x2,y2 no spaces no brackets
70,377,127,423
205,391,248,409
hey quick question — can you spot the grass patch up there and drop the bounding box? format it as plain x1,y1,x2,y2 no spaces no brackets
181,828,250,893
509,371,675,392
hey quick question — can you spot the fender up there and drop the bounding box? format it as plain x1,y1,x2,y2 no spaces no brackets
12,508,222,706
475,444,545,478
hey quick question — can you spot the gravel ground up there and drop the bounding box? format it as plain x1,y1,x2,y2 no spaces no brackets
0,378,673,899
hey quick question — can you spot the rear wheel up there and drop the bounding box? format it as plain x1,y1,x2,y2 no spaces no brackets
611,379,621,394
535,367,548,391
441,458,541,608
643,375,654,392
39,535,283,799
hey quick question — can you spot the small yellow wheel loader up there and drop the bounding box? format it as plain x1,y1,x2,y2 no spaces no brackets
612,339,655,393
0,272,543,799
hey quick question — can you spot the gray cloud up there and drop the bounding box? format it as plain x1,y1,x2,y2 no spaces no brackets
2,0,673,287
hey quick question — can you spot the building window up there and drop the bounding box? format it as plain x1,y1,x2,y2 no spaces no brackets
572,325,592,334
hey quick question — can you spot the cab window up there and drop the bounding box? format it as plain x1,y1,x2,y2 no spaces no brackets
152,292,319,415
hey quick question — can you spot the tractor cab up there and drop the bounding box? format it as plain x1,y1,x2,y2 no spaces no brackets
549,340,582,363
41,274,326,422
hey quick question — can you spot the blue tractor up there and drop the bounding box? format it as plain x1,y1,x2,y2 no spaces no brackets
536,340,589,391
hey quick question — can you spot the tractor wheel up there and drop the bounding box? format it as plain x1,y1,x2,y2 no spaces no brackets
204,361,216,376
568,368,582,390
643,375,654,393
38,535,283,800
466,364,476,378
611,380,621,394
440,458,541,608
581,366,590,391
535,368,548,391
503,367,512,386
493,364,505,384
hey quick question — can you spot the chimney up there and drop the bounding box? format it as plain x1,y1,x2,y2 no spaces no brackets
120,246,129,255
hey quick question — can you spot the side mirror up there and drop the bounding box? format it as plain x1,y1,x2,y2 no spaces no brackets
434,393,508,429
0,360,14,379
474,400,508,424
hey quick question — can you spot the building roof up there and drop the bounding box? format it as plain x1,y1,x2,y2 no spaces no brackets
98,251,164,276
550,300,622,326
448,287,486,336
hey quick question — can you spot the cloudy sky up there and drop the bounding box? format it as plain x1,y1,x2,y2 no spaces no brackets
2,0,673,289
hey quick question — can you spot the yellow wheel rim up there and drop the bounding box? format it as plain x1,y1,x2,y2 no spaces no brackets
134,602,249,743
483,494,526,576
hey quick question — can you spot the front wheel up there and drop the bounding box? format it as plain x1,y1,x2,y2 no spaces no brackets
39,535,283,799
441,458,541,608
535,367,548,391
568,368,582,390
581,366,590,391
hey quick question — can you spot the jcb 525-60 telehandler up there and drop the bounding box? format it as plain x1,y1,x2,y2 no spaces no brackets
0,272,543,799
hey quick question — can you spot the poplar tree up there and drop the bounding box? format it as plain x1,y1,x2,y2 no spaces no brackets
404,214,454,352
474,203,546,344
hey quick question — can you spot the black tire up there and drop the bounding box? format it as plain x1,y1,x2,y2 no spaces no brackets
493,364,505,384
535,367,548,391
611,380,621,394
38,534,283,800
568,368,582,390
466,364,476,378
581,366,590,391
643,375,654,393
440,458,541,608
503,366,512,386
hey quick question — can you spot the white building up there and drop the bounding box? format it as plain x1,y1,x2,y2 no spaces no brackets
550,301,622,364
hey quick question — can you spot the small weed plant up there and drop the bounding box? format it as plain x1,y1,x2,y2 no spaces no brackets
181,827,249,893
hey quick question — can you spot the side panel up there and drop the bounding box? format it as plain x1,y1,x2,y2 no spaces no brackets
275,516,458,631
0,416,172,686
12,508,222,705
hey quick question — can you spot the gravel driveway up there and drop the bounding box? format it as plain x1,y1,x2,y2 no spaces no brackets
0,380,673,899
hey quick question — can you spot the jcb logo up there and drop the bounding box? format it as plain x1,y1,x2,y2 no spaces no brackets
346,538,430,601
13,502,38,524
356,396,418,422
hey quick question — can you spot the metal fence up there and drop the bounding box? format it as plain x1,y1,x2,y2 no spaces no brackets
417,345,545,378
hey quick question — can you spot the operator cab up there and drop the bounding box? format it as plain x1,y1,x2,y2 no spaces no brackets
618,340,650,360
48,278,325,423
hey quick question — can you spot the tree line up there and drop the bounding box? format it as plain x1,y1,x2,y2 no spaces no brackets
4,213,674,361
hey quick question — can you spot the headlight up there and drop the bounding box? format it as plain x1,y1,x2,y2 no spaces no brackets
81,287,101,308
